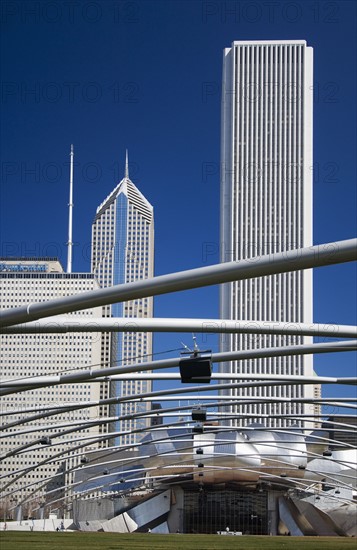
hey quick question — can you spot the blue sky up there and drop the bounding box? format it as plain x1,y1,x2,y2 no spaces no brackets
1,1,356,406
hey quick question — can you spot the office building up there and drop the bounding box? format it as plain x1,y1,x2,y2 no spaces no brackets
91,154,154,446
0,258,103,516
219,40,319,428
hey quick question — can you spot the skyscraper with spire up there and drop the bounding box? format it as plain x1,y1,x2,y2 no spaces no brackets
91,153,154,446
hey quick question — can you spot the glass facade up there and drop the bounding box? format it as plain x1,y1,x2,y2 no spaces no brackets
183,487,268,535
91,174,154,446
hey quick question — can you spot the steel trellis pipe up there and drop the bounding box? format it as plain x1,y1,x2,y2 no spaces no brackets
0,238,356,328
2,317,356,339
1,340,356,395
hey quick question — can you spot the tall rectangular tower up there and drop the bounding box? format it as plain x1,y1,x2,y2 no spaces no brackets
0,258,103,514
220,40,318,428
91,156,154,446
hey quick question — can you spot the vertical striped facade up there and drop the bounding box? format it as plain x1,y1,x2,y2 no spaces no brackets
91,174,154,446
220,41,319,429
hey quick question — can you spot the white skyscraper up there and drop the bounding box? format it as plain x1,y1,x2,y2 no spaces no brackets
91,154,154,446
220,40,319,428
0,258,103,515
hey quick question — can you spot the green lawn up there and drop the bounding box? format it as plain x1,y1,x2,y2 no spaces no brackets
0,532,356,550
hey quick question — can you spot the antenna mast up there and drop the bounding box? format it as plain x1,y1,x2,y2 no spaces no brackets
67,144,74,273
125,149,129,179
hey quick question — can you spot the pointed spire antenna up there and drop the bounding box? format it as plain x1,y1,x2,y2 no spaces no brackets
125,149,129,179
67,144,74,273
